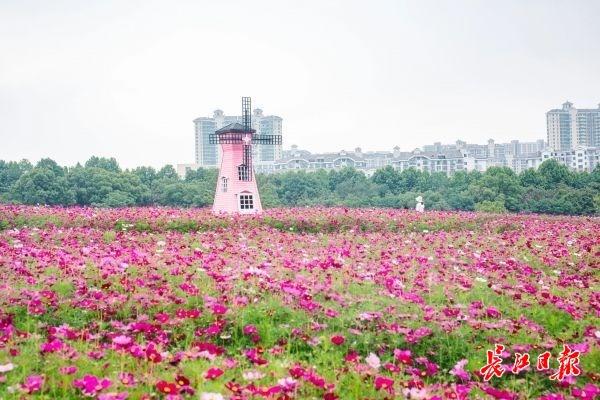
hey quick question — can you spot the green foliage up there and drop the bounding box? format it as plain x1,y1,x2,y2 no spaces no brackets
0,156,598,215
475,199,507,213
0,159,32,195
12,167,75,205
84,156,121,172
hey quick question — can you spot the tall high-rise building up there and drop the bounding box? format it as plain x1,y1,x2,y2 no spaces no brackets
547,101,600,150
193,108,282,170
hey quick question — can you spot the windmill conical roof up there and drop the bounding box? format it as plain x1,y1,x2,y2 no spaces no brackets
215,123,255,134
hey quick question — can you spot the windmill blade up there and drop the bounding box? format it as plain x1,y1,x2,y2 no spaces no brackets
243,144,252,168
242,97,251,132
252,135,282,145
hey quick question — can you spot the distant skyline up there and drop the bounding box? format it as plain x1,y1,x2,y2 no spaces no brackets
1,0,599,168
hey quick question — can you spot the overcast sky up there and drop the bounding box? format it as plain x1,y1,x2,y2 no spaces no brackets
1,0,599,168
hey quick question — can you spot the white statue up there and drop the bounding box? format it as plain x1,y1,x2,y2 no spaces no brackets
415,196,425,213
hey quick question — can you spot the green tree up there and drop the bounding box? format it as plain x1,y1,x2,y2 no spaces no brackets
519,168,544,187
84,156,121,173
371,166,401,195
273,171,329,206
36,158,65,176
538,159,571,189
132,166,157,187
0,159,32,197
469,167,522,212
68,167,147,206
156,165,179,181
13,167,74,205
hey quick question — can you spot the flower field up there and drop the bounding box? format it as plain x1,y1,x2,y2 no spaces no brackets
0,206,598,400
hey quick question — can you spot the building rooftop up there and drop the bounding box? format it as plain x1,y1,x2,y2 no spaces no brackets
215,123,255,134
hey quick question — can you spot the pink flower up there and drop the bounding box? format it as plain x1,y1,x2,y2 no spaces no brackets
40,339,63,353
243,324,258,335
539,394,565,400
73,375,112,396
394,349,412,365
98,393,129,400
223,358,238,369
374,376,394,392
572,384,600,399
211,303,228,316
345,351,359,363
486,307,501,318
59,365,78,375
330,335,345,346
289,365,306,379
118,372,137,387
483,386,518,399
21,375,44,394
204,367,224,380
450,359,470,381
277,377,298,392
112,335,132,346
366,352,381,370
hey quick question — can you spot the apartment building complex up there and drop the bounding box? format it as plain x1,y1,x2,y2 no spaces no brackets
547,102,600,150
275,139,551,176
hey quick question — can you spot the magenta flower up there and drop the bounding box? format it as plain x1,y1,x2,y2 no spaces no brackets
40,339,63,353
572,384,600,399
211,303,228,316
450,359,470,381
98,393,128,400
59,365,78,375
73,375,112,396
204,367,224,380
486,307,501,318
330,335,345,345
243,324,258,335
21,375,44,394
394,349,412,365
374,376,394,392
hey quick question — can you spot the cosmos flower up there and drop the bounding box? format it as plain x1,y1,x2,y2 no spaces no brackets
330,335,345,345
366,353,381,370
0,363,15,373
204,367,224,380
200,393,224,400
21,375,44,394
156,380,178,395
450,359,470,381
73,375,112,397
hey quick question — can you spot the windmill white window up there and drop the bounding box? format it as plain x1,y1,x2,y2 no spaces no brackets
221,177,228,192
239,194,254,210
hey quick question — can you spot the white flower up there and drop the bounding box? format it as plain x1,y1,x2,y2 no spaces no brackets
200,393,224,400
365,352,380,370
242,370,265,381
0,363,15,373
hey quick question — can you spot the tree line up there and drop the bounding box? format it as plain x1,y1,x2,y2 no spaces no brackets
0,156,599,215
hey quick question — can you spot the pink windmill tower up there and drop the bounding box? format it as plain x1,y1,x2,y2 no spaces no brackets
210,97,281,214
